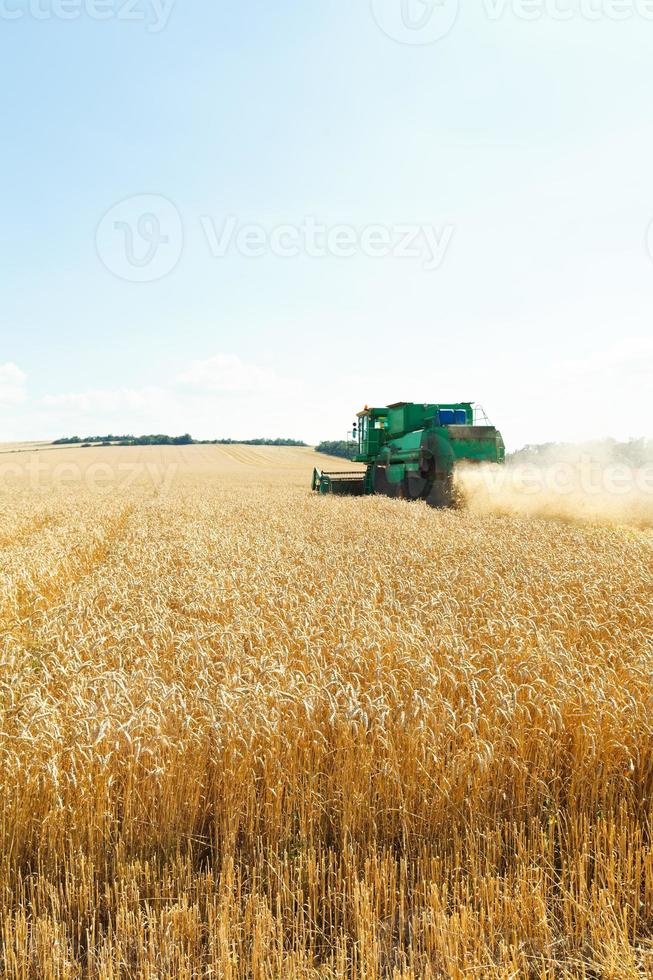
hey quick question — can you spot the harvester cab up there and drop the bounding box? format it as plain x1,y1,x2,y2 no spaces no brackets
312,401,504,507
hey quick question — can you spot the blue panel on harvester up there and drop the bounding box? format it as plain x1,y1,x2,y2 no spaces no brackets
439,409,455,425
453,410,467,424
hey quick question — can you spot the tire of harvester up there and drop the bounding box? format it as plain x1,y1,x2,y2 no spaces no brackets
372,460,455,507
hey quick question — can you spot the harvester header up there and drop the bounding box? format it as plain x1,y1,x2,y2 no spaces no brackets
312,401,504,507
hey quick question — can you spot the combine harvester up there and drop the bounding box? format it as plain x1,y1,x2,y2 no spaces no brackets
312,401,504,507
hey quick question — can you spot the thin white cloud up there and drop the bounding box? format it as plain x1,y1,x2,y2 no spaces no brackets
0,363,27,405
177,353,277,393
40,386,168,415
31,354,293,440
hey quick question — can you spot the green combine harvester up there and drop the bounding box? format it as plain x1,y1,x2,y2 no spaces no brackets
312,402,505,507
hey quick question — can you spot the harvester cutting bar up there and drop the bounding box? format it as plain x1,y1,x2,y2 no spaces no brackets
312,468,367,496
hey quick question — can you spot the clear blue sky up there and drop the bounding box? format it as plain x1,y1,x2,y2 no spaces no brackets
1,0,652,448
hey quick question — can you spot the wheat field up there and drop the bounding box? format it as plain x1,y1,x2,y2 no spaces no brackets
1,444,652,978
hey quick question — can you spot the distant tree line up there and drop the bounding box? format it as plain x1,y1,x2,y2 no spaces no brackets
53,434,307,447
315,440,358,461
207,438,307,446
54,434,194,446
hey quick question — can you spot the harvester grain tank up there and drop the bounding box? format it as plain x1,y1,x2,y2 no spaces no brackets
312,402,505,507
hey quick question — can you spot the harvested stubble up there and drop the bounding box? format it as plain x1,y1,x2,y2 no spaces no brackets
1,445,653,978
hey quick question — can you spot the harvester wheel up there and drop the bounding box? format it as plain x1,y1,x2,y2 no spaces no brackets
404,472,430,500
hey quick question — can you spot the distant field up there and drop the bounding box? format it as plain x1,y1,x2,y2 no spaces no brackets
1,444,652,976
0,440,55,454
0,442,362,493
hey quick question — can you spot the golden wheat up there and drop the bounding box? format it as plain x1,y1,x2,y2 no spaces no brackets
0,445,652,977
